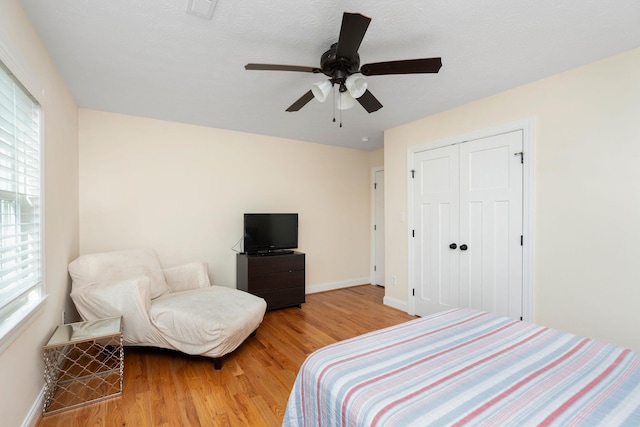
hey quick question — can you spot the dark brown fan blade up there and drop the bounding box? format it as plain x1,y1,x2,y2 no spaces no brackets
286,90,315,112
357,89,383,113
335,12,371,60
360,58,442,76
245,63,322,73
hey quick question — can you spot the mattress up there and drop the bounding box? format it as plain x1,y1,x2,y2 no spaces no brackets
283,308,640,426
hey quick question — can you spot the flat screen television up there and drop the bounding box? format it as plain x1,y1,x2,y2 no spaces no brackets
244,213,298,254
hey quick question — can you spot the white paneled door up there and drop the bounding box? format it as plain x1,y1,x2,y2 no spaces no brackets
374,169,385,286
413,130,523,320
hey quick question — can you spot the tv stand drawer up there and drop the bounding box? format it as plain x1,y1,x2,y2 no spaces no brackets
252,288,305,311
246,270,304,292
246,254,304,275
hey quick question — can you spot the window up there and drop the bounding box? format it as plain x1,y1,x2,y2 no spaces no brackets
0,59,44,350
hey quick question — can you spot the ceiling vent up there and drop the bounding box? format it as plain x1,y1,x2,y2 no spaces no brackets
186,0,218,19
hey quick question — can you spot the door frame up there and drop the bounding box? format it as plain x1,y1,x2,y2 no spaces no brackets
371,165,384,286
407,119,535,321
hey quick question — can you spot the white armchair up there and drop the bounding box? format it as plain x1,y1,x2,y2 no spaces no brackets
68,248,267,369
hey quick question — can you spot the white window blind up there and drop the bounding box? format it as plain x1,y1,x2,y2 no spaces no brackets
0,59,43,346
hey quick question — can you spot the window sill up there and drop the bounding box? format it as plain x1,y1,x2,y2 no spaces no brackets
0,294,48,354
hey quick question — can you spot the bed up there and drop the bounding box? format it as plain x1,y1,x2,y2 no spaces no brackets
283,308,640,426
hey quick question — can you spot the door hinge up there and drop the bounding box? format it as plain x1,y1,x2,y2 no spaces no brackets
374,182,377,190
412,229,415,238
374,224,377,231
520,316,523,321
412,288,415,296
520,235,523,246
374,265,376,271
514,152,524,164
411,169,415,178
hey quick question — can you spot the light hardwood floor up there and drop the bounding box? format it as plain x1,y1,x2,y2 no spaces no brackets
37,285,416,426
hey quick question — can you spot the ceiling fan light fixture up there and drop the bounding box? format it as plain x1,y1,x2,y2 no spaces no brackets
311,80,332,102
245,12,441,115
345,75,367,98
337,91,356,110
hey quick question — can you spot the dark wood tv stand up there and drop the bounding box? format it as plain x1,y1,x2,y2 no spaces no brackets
236,251,305,311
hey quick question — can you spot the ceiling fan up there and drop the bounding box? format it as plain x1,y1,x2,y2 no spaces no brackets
245,12,442,114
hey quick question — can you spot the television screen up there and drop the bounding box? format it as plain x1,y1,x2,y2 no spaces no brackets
244,213,298,254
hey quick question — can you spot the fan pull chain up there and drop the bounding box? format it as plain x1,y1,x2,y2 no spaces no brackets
330,85,343,128
332,85,336,123
336,86,343,127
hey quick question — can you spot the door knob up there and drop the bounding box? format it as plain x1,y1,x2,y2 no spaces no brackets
449,243,457,249
460,244,468,251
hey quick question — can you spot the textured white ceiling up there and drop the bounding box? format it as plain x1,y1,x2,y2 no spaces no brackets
19,0,640,150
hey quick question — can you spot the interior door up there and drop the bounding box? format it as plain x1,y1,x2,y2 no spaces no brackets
413,145,460,314
413,130,523,320
374,169,385,286
459,131,523,319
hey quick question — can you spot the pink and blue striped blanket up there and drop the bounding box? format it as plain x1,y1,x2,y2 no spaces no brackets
283,308,640,426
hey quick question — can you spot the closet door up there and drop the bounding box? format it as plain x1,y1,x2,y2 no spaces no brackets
459,130,523,319
373,169,385,286
413,130,523,320
413,145,460,315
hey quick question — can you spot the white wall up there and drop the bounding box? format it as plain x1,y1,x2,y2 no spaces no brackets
384,48,640,351
79,110,373,292
369,147,384,168
0,1,79,426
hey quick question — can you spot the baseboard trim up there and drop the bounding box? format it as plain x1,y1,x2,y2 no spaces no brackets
306,277,370,294
23,386,44,427
383,296,408,313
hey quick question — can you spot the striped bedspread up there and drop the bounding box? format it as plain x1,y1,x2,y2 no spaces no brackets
283,308,640,426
